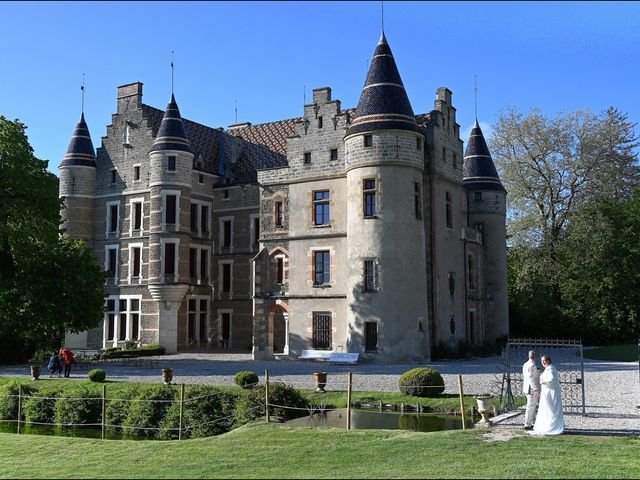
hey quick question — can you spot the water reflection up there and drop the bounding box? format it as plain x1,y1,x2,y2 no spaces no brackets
286,408,474,432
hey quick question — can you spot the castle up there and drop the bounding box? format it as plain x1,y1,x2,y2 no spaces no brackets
60,33,508,362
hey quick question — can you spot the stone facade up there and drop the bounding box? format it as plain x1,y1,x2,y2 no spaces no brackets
60,35,508,361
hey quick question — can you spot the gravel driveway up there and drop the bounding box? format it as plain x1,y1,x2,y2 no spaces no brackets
2,353,638,435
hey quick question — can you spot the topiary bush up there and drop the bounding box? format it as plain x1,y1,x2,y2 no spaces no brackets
0,381,34,421
55,386,101,428
233,370,259,389
88,369,106,382
159,385,239,439
123,384,176,438
23,385,61,424
234,382,309,426
398,367,445,397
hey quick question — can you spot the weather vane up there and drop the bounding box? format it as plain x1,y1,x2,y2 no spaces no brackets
474,75,478,120
81,73,86,114
171,51,175,94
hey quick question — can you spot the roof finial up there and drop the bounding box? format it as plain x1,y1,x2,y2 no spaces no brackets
381,0,384,33
474,74,478,122
81,73,86,115
171,51,175,95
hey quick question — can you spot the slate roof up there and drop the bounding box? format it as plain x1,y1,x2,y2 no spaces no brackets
60,113,96,168
463,120,506,192
346,32,421,136
149,94,193,154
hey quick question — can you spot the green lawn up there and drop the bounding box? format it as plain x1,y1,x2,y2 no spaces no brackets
583,344,639,362
0,422,638,479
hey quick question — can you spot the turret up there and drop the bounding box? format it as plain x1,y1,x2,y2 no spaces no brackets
463,120,509,340
344,33,430,361
59,113,96,241
146,94,194,353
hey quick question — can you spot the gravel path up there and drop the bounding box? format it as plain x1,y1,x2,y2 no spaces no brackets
2,353,638,435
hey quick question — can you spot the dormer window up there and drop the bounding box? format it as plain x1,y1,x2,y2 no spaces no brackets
167,156,176,172
364,135,373,148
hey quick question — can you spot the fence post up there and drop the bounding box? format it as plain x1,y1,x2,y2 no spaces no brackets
347,372,352,430
265,369,270,423
16,384,22,435
179,383,185,440
457,374,466,430
101,384,106,440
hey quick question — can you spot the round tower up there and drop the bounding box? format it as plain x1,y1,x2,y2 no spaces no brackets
344,33,430,361
146,94,194,353
463,120,509,340
59,113,96,241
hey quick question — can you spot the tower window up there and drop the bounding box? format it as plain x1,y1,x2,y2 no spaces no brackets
313,190,330,226
414,182,422,220
364,135,373,147
167,156,176,172
363,258,378,292
133,165,140,181
223,190,230,200
222,263,232,293
468,255,475,290
363,179,376,217
253,217,260,246
365,322,378,352
304,152,312,164
442,147,446,163
275,201,283,227
445,192,452,229
165,195,177,225
163,242,176,277
198,174,204,184
133,202,142,231
275,256,285,284
318,116,323,128
448,272,455,297
330,148,338,161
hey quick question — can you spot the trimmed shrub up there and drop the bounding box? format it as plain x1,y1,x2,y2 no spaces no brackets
55,386,101,427
105,385,139,433
0,381,34,421
398,368,445,397
23,385,61,424
123,384,177,438
101,345,165,359
234,382,309,426
233,370,259,389
159,385,239,439
88,369,106,382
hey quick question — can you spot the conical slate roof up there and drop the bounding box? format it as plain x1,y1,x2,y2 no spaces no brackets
60,113,96,168
346,32,420,136
463,120,506,192
149,94,193,154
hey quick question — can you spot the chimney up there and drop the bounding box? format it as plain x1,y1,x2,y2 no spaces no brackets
117,82,143,113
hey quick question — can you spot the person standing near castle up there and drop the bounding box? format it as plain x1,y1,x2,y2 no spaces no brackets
531,355,565,435
522,350,541,430
60,347,75,378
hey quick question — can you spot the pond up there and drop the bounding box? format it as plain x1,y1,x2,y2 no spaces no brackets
0,422,148,440
285,408,475,432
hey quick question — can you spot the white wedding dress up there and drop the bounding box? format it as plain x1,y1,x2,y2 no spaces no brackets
531,364,565,435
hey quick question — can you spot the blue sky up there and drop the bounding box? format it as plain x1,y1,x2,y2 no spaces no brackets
2,1,639,177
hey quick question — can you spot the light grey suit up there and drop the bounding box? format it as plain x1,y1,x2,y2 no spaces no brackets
522,358,541,427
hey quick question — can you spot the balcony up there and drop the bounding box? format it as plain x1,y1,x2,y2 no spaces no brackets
461,227,482,245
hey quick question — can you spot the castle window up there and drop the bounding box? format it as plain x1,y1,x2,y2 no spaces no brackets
364,135,373,148
187,297,209,344
133,165,140,181
475,192,482,202
365,322,378,352
313,250,330,286
313,190,330,226
221,262,232,293
190,248,197,281
330,148,338,161
105,246,118,283
200,205,209,234
130,245,142,280
363,258,378,292
318,116,323,128
123,123,131,145
442,147,446,163
275,201,283,227
190,204,198,232
417,138,422,150
107,202,119,235
167,156,176,172
468,255,475,290
312,312,332,350
253,217,260,247
304,152,312,164
363,179,376,217
163,241,177,279
223,190,230,200
414,183,422,220
453,153,457,169
223,220,232,248
275,256,285,284
200,249,209,282
445,192,452,229
110,169,117,185
449,316,456,336
198,174,204,184
165,195,177,225
448,272,455,297
133,201,142,232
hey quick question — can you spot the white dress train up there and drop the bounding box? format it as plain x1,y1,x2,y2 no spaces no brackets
531,364,565,435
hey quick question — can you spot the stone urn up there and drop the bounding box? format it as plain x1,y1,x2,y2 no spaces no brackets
313,372,327,392
30,365,41,381
161,368,174,385
474,395,494,426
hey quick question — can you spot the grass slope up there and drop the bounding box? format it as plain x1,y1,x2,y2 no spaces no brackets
583,344,639,362
0,423,638,479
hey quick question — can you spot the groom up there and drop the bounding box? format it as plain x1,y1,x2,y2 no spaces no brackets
522,350,541,430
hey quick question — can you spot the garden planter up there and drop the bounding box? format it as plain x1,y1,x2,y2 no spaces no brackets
161,368,173,385
313,372,327,392
474,395,494,426
30,365,41,381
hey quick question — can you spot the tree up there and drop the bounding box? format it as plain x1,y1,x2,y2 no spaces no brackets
491,107,639,250
0,116,105,360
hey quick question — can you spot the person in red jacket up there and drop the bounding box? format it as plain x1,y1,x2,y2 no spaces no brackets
60,347,75,378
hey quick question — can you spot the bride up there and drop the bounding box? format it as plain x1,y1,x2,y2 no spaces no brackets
530,354,565,435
